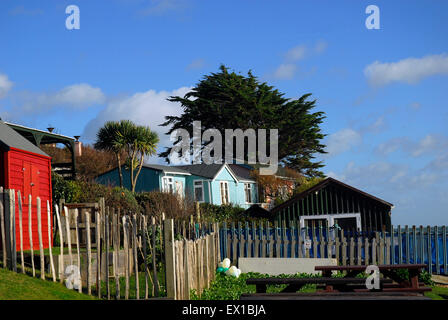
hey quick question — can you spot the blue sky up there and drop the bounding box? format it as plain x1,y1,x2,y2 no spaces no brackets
1,0,447,225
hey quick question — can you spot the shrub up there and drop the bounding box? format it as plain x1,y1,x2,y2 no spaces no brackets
52,174,140,213
191,272,319,300
135,191,194,219
199,203,247,222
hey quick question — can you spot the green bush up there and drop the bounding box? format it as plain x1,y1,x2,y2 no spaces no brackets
135,191,194,219
52,173,140,213
199,203,247,222
191,272,319,300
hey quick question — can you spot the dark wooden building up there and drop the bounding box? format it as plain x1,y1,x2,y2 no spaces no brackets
270,177,393,232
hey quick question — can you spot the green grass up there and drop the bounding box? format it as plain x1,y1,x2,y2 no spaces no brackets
424,286,448,300
0,268,96,300
98,268,166,299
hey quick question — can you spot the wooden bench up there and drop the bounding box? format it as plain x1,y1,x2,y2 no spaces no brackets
240,291,432,300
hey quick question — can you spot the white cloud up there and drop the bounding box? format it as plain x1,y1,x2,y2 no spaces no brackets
270,41,327,80
325,128,362,156
284,45,307,62
0,74,13,99
375,134,448,157
16,83,106,114
272,63,297,80
82,86,192,162
364,53,448,87
186,58,206,70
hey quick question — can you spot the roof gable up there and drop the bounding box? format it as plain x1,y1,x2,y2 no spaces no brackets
0,121,49,157
270,177,393,214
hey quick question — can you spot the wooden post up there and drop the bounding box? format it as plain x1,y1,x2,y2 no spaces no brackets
86,211,92,295
27,194,35,276
132,215,139,300
0,188,6,268
74,209,82,293
64,207,73,267
36,197,45,280
114,213,120,300
55,205,64,282
152,217,159,297
96,210,101,299
164,219,176,300
47,201,56,281
5,189,17,271
105,214,110,300
143,215,148,299
18,191,25,273
123,216,129,300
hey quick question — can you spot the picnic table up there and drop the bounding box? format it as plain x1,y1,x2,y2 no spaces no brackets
314,264,430,293
241,264,431,300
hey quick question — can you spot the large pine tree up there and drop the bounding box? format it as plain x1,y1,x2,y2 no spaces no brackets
160,65,327,177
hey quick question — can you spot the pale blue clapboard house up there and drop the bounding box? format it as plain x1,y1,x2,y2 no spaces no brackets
96,163,259,209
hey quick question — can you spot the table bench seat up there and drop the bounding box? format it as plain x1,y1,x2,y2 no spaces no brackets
240,292,431,300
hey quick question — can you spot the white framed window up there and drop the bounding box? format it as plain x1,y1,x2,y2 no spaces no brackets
162,176,174,193
244,183,253,203
194,180,204,202
220,181,229,205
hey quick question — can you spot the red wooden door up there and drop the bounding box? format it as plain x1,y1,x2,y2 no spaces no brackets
23,161,40,201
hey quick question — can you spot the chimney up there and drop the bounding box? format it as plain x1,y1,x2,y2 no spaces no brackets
74,136,82,157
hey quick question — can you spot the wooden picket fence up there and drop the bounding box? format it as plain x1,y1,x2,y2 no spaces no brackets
0,188,171,299
165,220,220,300
220,221,448,275
0,188,224,300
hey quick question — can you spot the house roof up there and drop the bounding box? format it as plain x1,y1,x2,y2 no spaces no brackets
0,120,49,157
270,177,393,214
228,164,255,182
175,163,225,179
142,164,191,175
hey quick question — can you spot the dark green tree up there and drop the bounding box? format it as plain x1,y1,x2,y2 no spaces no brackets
160,65,327,177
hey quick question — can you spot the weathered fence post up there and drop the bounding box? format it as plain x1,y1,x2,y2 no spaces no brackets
74,209,82,293
0,187,6,268
36,197,45,279
28,194,35,276
47,201,56,281
17,191,25,273
86,211,92,295
163,219,176,300
55,204,64,282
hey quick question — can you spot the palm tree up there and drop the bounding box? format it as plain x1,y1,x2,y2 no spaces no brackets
94,120,134,187
125,125,159,192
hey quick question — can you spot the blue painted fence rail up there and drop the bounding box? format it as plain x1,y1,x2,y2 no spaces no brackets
219,222,448,275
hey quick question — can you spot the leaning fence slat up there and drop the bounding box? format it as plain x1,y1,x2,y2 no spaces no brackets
74,209,82,293
123,216,130,300
47,201,56,281
55,204,64,282
96,210,101,298
17,191,25,273
142,215,148,299
0,188,6,268
132,215,139,300
36,197,45,280
105,213,110,300
27,194,35,276
114,213,120,300
443,226,447,275
86,211,92,295
64,206,73,267
7,189,17,272
152,217,159,297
